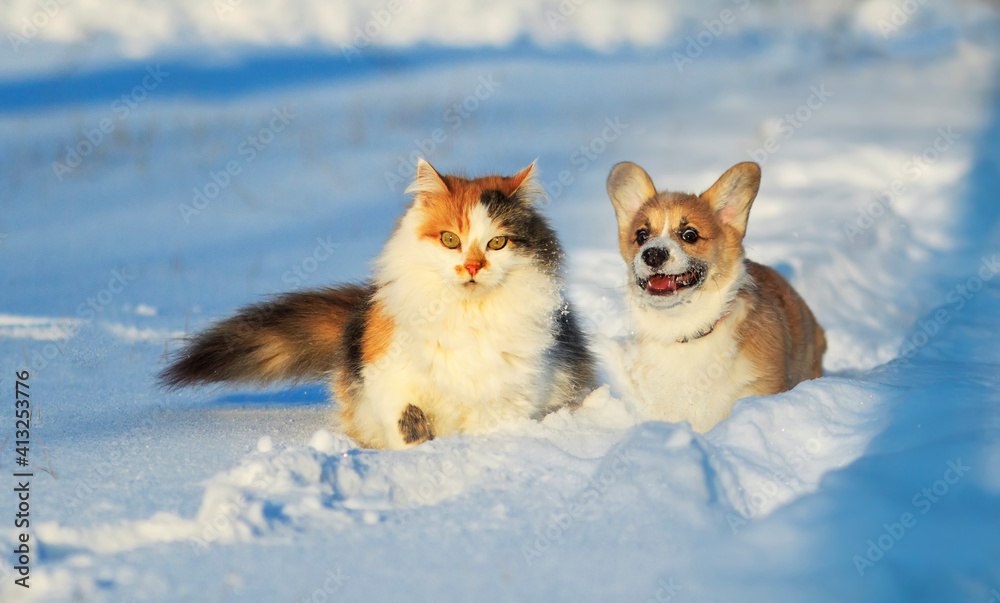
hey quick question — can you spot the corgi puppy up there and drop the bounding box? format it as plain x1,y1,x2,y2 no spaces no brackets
161,159,597,449
606,161,825,432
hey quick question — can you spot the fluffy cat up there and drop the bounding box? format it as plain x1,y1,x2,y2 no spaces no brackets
159,159,597,449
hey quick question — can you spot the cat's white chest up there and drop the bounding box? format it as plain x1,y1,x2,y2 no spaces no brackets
375,268,561,432
418,295,554,404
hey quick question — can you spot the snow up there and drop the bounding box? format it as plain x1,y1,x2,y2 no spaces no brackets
2,1,1000,601
0,316,83,342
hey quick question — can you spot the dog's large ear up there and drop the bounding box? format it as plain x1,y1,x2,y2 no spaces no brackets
702,162,761,236
607,162,657,226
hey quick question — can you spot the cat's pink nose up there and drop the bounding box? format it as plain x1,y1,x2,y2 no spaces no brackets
465,261,482,278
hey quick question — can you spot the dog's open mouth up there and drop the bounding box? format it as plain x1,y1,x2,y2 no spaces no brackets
641,270,702,296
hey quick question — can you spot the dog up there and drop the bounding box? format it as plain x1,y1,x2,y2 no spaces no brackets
606,161,825,432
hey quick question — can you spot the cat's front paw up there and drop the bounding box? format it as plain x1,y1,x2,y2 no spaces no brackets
398,404,435,445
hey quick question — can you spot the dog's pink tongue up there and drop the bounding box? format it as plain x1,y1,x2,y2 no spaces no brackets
647,275,677,293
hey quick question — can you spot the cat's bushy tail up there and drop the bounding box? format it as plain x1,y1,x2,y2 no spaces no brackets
158,285,372,389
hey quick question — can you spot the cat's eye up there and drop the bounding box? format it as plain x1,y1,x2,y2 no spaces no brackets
440,231,460,249
681,228,699,243
636,229,649,245
487,236,508,250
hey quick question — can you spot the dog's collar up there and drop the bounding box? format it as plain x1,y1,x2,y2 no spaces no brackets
677,300,737,344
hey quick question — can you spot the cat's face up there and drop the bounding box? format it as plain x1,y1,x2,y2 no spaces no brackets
417,199,518,294
380,160,561,298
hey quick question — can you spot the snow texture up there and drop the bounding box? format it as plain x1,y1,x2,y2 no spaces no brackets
1,1,1000,601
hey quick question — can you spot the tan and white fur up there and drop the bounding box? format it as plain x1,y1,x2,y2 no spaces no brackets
606,161,825,432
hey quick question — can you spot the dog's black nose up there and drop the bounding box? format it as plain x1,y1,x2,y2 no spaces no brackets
642,247,668,268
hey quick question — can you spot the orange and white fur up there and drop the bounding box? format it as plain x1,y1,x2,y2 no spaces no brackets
161,160,596,449
606,161,825,432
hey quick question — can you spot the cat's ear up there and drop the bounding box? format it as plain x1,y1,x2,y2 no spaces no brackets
405,159,449,204
607,162,656,226
503,160,537,196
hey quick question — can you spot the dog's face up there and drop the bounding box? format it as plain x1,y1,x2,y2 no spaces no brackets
607,162,761,308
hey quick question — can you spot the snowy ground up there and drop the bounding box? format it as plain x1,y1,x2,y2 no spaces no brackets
2,2,1000,601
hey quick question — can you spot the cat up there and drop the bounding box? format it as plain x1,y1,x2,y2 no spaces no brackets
159,159,597,449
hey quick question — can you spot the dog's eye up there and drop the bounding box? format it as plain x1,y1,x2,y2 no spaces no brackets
636,229,649,245
681,228,699,243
